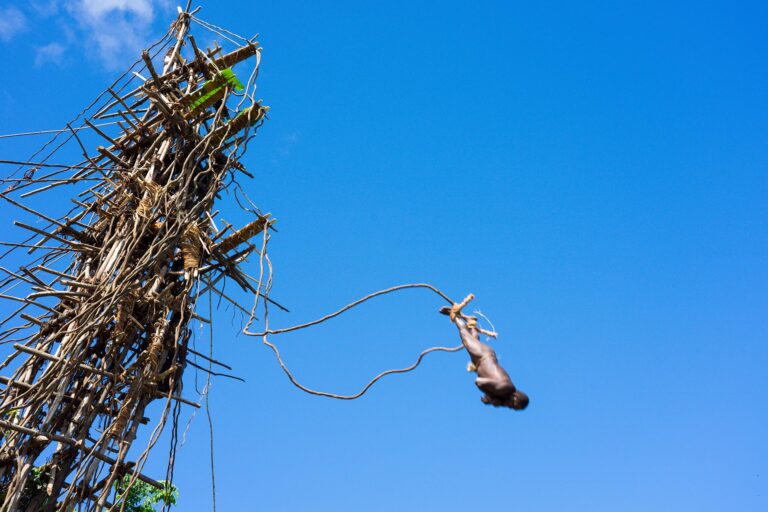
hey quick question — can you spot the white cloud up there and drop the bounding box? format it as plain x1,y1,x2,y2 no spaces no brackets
65,0,168,69
0,6,27,42
73,0,154,23
35,41,66,67
0,1,174,69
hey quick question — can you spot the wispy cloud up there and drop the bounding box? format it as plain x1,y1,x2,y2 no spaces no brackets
0,1,173,69
35,42,66,67
70,0,155,21
64,0,169,69
0,6,27,42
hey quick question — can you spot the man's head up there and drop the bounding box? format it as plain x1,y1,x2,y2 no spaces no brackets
508,390,529,410
482,390,529,410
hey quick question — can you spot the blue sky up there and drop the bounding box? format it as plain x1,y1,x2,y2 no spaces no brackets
0,1,767,510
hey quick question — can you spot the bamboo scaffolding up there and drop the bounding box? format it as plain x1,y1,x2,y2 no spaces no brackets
0,7,268,510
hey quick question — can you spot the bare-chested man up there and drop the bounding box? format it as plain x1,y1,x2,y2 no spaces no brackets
440,299,528,410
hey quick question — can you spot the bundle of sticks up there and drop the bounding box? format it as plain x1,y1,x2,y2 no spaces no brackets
0,7,272,510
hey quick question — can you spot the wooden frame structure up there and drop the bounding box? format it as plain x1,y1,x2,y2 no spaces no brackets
0,7,271,510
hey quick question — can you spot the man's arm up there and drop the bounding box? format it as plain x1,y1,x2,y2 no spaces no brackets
439,305,489,362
